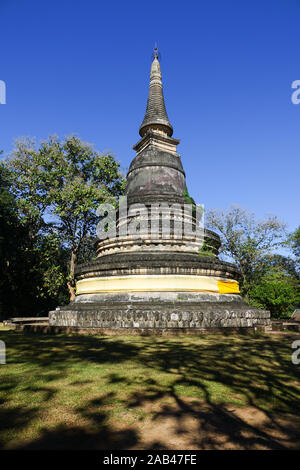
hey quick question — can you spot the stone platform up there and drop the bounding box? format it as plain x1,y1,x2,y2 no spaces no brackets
49,293,270,330
19,325,268,336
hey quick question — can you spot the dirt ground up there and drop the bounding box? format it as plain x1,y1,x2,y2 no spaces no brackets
14,396,299,450
115,397,300,450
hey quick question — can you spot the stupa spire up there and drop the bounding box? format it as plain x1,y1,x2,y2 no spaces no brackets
139,45,173,137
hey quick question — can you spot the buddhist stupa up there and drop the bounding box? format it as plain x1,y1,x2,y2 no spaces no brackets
49,48,270,332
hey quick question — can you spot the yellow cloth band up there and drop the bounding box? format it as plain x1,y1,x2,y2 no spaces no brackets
218,280,240,294
76,275,240,295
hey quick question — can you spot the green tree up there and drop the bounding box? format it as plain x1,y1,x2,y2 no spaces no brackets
287,226,300,275
6,135,125,300
0,164,21,318
290,226,300,258
0,164,70,319
206,206,286,297
263,253,299,280
248,270,300,318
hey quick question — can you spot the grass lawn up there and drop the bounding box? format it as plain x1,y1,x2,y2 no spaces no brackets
0,326,299,450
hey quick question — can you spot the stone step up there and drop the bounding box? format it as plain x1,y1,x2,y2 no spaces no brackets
4,317,49,326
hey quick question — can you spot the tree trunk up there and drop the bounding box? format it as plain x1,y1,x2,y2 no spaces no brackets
67,250,77,302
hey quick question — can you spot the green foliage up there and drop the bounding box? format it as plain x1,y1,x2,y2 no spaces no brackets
198,249,216,258
248,270,300,318
263,253,299,280
286,226,300,276
0,136,125,315
33,233,70,303
183,185,195,205
206,205,286,296
5,135,125,301
183,185,203,222
290,226,300,259
0,165,69,318
8,135,124,246
198,240,216,258
205,206,300,316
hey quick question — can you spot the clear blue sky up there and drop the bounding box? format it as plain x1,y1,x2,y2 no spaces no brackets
0,0,299,232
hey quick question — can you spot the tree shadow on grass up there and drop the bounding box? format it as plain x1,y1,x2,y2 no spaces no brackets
16,394,138,450
0,406,39,449
1,331,300,449
0,330,141,449
124,335,300,449
17,425,138,450
0,329,141,373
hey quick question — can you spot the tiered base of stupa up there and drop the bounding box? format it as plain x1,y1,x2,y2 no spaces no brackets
49,293,270,331
49,253,271,332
